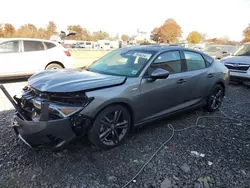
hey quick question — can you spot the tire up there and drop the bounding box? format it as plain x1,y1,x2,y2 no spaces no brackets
46,63,63,70
88,105,131,149
205,84,224,112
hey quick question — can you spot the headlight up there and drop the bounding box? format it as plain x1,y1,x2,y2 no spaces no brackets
53,106,83,117
52,97,94,117
247,68,250,75
32,100,86,118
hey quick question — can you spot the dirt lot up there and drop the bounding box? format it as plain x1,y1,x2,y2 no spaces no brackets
0,83,249,188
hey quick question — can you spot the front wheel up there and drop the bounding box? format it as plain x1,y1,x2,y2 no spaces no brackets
205,84,224,112
88,105,131,149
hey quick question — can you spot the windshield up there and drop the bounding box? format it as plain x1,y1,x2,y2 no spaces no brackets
203,46,222,53
233,44,250,56
88,49,155,77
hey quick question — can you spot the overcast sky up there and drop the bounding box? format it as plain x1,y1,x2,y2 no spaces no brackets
1,0,249,41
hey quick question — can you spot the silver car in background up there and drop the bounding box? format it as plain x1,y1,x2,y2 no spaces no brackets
220,42,250,82
202,44,237,60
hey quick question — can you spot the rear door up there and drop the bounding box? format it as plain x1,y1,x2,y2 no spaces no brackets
0,40,21,76
180,50,214,103
20,40,47,73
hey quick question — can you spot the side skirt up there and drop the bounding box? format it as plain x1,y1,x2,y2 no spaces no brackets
134,100,206,127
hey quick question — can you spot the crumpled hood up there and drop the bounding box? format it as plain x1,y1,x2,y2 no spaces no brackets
221,56,250,65
28,69,126,92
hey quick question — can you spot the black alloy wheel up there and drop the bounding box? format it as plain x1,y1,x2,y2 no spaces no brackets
206,84,224,112
88,105,131,149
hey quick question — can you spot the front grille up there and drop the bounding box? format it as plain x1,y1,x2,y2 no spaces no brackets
225,63,250,72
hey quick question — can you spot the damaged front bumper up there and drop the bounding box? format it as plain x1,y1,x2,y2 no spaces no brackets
12,112,76,148
0,84,92,148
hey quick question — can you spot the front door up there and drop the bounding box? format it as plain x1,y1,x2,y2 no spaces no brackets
137,50,187,122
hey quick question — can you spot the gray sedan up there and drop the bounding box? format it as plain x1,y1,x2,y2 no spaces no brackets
1,45,230,149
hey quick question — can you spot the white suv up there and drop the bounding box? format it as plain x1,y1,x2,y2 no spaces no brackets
0,38,74,79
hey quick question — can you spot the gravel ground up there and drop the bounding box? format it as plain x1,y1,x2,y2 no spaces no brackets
0,83,250,188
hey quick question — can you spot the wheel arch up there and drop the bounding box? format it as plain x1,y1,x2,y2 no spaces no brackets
45,61,64,69
215,81,226,96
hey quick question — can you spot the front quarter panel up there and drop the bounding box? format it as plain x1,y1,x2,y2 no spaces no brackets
80,77,141,119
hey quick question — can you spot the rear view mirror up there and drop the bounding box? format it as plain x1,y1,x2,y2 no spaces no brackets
150,68,170,80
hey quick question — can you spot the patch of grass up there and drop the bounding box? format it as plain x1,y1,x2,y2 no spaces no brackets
70,50,110,59
70,50,111,68
72,59,95,68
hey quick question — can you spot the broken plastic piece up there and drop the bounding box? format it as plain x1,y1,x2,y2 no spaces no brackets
208,161,213,166
191,151,205,157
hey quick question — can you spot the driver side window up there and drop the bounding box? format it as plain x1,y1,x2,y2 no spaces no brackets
146,51,183,76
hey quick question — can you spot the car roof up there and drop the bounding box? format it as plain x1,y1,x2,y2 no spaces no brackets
121,45,180,51
121,44,205,54
0,38,58,44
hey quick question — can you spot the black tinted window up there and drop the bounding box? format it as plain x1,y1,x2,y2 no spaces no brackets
147,51,183,75
23,41,44,52
184,51,206,71
44,42,56,49
0,41,19,53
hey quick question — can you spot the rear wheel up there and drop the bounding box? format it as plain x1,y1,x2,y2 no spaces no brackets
205,84,224,112
46,63,63,70
88,105,131,149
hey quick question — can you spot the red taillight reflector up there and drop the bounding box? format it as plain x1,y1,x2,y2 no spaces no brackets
64,51,71,56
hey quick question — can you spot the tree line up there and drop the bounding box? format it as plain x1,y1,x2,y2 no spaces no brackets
0,20,250,44
150,18,250,44
0,21,120,41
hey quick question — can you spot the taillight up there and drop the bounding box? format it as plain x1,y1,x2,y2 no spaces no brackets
64,51,71,57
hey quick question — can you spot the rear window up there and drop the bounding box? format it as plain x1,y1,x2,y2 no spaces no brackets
23,41,45,52
86,42,91,45
44,42,56,49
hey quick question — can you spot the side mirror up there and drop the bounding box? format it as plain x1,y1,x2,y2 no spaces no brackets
149,68,170,80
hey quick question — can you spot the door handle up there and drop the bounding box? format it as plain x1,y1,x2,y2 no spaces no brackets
176,79,186,84
207,73,214,78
